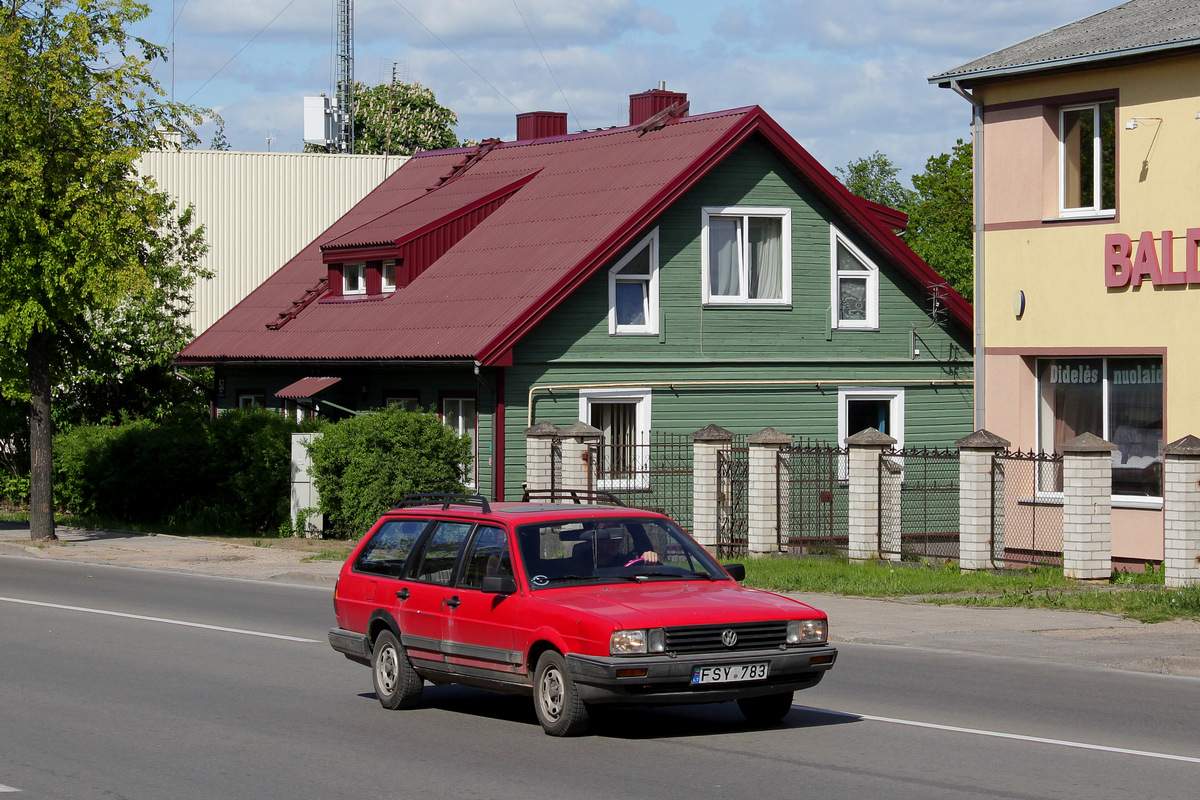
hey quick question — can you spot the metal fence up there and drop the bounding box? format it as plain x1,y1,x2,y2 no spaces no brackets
717,445,749,558
879,448,960,561
992,451,1064,567
591,432,696,533
776,440,848,554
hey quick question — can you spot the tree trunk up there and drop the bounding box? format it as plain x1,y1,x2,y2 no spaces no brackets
28,331,56,541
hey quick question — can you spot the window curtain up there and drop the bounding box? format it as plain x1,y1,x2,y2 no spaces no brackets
748,217,782,299
709,217,740,296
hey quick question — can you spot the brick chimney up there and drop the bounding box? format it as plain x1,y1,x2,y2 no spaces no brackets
516,111,568,141
629,83,688,126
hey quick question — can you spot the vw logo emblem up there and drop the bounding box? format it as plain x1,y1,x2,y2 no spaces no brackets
721,629,738,647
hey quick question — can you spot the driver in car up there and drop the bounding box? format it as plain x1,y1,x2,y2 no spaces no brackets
592,521,659,568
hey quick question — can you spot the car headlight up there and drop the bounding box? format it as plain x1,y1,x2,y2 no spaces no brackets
610,628,665,655
787,619,827,645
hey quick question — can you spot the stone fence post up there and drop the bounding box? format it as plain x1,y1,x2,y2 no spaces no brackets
523,422,560,496
747,427,792,555
1163,435,1200,588
1059,432,1115,581
290,432,323,538
691,424,734,553
846,428,895,562
956,430,1010,571
557,421,602,500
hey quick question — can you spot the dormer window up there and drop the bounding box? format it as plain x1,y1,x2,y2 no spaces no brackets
382,259,398,292
343,262,366,295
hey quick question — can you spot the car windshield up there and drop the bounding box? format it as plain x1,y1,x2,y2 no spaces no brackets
515,516,728,588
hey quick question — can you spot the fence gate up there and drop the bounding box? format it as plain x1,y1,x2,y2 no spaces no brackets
594,432,695,532
992,451,1064,567
878,448,960,560
717,446,748,557
777,441,848,553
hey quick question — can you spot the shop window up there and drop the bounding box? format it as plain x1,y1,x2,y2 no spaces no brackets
579,388,651,489
702,207,791,304
343,261,366,295
1037,358,1162,500
441,395,477,488
608,229,659,335
1059,101,1115,217
830,228,879,330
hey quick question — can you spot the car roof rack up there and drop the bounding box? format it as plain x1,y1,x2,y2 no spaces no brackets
399,493,492,513
520,488,627,507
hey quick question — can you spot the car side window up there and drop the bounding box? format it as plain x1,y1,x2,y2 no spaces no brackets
354,518,432,577
411,521,474,585
458,526,510,590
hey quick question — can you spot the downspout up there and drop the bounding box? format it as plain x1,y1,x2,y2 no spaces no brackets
949,79,986,430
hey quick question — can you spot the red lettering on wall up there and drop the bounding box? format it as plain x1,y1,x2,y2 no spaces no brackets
1160,230,1187,285
1132,231,1162,287
1104,233,1132,287
1187,229,1200,284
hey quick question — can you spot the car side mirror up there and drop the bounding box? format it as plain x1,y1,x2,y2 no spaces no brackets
723,563,746,581
481,574,517,595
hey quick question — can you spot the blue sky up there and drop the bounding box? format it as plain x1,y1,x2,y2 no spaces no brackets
133,0,1118,180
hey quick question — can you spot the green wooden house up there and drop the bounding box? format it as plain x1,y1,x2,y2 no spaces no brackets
179,89,973,500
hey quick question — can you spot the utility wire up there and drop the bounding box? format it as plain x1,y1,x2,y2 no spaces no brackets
512,0,580,131
388,0,520,112
185,0,299,104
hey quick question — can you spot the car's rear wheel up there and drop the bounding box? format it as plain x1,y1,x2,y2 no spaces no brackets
372,629,422,709
737,691,794,725
533,651,590,736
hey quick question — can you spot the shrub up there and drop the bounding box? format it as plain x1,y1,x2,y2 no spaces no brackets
307,406,472,537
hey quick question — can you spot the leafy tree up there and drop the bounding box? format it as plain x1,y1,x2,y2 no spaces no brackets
305,80,462,155
836,150,916,212
0,0,206,540
906,139,975,302
209,118,231,151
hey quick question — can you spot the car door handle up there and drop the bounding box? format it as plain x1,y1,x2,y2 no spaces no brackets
396,588,409,601
443,595,461,609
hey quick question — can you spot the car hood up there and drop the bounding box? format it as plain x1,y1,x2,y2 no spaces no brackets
538,581,825,628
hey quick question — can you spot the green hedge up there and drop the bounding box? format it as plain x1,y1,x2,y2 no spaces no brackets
53,409,316,534
306,406,472,538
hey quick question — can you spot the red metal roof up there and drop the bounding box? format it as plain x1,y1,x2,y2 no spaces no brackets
179,106,970,367
275,376,342,398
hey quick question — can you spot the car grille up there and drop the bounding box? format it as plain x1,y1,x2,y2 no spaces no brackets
663,621,787,653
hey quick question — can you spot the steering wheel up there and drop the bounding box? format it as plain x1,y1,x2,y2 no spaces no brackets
623,557,644,567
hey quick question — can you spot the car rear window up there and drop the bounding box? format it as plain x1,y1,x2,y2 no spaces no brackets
354,518,432,577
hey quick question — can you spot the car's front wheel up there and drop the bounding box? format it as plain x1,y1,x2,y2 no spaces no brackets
533,651,590,736
372,629,422,709
737,691,794,725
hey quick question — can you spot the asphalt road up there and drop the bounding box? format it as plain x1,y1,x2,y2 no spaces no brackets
2,557,1199,800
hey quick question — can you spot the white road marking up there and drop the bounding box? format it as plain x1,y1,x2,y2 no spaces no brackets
0,782,19,793
0,596,319,643
798,705,1200,764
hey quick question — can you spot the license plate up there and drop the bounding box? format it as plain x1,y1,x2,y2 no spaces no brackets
691,662,769,684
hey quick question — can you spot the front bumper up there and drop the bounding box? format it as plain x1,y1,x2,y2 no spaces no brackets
566,645,838,706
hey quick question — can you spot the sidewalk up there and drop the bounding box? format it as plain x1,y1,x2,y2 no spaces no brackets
3,523,1199,678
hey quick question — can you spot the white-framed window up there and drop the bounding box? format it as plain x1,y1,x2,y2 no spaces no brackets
1059,101,1115,218
441,396,477,489
1036,357,1162,502
837,387,904,478
343,261,366,295
382,259,398,293
701,206,791,305
608,229,659,335
830,227,879,330
238,393,266,409
579,388,651,489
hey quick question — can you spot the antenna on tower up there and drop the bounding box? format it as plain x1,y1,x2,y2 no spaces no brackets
335,0,354,153
303,0,355,153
